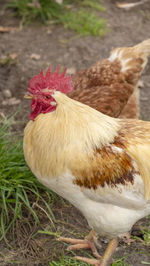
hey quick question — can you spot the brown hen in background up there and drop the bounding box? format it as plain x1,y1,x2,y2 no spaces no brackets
69,39,150,119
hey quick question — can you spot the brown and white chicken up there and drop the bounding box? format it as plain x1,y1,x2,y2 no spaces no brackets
70,39,150,119
24,42,150,265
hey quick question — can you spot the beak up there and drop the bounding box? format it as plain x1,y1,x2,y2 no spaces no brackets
24,94,33,99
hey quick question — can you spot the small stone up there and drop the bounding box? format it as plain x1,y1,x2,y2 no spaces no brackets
2,97,21,106
27,0,41,8
0,112,6,120
47,29,52,35
102,238,109,244
138,80,144,89
3,89,12,98
55,0,63,4
30,53,41,60
66,67,76,75
9,53,18,60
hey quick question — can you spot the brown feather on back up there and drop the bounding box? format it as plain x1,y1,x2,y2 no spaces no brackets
69,59,134,117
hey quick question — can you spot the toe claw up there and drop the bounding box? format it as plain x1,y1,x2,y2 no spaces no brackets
57,234,101,260
74,256,101,265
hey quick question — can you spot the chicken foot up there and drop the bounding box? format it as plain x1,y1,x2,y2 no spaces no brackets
58,229,101,259
75,238,118,266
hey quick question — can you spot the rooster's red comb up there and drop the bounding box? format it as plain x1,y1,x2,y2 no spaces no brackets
28,65,74,95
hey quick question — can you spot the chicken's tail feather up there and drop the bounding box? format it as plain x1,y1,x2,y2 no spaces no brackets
109,39,150,74
135,39,150,57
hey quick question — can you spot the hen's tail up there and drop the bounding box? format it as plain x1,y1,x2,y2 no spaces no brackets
109,39,150,81
108,39,150,119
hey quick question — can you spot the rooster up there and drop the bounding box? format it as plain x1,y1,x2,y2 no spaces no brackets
24,59,150,266
70,39,150,119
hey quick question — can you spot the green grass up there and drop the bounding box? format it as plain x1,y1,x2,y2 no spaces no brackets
49,248,150,266
60,8,107,37
6,0,107,36
112,257,130,266
142,227,150,245
7,0,63,24
50,253,131,266
50,256,89,265
50,256,130,266
0,117,57,241
133,227,150,246
82,0,106,11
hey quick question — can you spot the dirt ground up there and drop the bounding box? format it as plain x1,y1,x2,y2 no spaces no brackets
0,0,150,265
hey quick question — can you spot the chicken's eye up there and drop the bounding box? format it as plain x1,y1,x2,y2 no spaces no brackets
45,95,50,99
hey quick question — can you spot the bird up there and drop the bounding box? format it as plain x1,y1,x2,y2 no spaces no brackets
69,39,150,119
23,61,150,266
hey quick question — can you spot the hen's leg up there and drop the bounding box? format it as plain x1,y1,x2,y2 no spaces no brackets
75,237,118,266
58,229,101,259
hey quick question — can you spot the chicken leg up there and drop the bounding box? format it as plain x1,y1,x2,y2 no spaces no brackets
58,229,101,259
75,238,118,266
